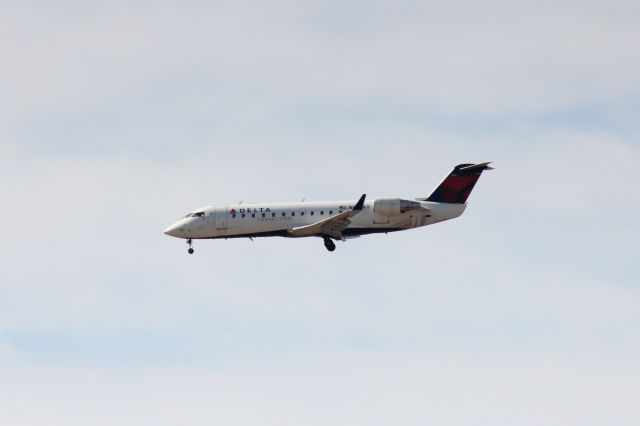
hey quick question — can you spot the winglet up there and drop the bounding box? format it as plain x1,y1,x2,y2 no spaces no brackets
353,194,366,211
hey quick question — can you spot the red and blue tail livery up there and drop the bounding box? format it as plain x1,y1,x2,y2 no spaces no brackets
423,162,493,204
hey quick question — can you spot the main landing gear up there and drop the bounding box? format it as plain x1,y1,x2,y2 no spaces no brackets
187,238,194,254
323,237,336,252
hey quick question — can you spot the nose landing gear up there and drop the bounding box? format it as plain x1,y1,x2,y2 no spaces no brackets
187,239,194,254
323,238,336,252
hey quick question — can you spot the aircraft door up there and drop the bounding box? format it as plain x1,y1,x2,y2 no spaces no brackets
215,206,228,230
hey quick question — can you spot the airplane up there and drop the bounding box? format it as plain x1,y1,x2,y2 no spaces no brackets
164,162,493,253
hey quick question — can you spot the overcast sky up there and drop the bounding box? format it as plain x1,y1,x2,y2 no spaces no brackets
1,1,639,425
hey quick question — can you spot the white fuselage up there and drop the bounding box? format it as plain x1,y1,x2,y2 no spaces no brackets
164,199,466,240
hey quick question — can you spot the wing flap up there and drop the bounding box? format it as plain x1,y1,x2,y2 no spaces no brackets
288,210,352,238
287,194,366,239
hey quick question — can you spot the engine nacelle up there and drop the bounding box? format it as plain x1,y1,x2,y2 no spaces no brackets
373,198,421,216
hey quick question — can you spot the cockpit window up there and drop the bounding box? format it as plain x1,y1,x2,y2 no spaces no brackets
193,212,205,217
184,213,193,218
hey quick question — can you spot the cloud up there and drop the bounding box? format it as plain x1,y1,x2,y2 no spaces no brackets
3,1,640,152
1,351,639,426
1,1,639,424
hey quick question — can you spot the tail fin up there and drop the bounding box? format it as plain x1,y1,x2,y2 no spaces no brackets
421,162,493,204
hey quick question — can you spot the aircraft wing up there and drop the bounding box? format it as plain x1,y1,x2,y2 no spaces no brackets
287,194,366,239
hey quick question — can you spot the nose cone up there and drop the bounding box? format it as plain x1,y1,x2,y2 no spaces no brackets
163,222,184,238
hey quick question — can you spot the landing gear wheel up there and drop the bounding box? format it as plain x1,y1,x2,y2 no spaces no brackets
323,238,336,252
187,239,194,254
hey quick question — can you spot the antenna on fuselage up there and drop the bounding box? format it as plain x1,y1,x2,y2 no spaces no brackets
300,198,305,202
238,200,243,204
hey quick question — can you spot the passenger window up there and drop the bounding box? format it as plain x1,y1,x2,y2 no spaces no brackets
301,212,305,216
329,210,333,214
232,214,236,218
241,213,245,218
320,211,324,215
261,213,265,217
311,211,314,215
282,212,285,217
292,212,295,216
272,213,275,217
252,213,255,218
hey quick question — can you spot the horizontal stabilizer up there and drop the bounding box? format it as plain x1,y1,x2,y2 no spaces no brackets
458,162,494,173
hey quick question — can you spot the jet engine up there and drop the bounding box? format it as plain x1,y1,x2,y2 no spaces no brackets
373,198,421,216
